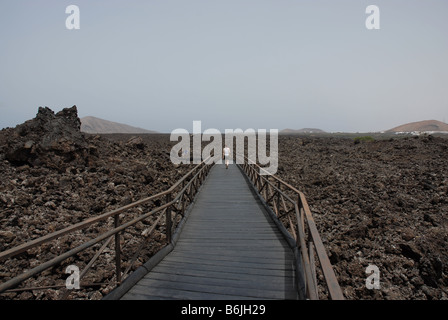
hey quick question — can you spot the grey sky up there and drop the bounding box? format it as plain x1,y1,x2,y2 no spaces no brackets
1,0,447,133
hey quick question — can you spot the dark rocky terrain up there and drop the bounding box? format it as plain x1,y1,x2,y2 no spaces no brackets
277,135,448,300
0,106,190,299
1,107,447,300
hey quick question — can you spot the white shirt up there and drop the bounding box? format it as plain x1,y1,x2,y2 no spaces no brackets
223,147,230,156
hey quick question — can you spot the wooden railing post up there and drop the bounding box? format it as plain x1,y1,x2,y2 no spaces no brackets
114,214,122,284
166,193,172,244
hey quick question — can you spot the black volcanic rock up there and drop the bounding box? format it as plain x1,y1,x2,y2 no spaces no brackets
0,111,192,299
277,135,448,300
0,106,90,170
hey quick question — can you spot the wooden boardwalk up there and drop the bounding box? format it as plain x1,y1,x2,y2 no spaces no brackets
121,164,298,300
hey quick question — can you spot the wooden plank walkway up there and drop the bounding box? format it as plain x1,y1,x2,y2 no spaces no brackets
121,164,298,300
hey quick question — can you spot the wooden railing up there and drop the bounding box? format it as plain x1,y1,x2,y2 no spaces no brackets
239,158,344,300
0,159,212,297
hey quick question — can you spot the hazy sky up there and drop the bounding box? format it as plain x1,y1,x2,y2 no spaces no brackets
1,0,447,133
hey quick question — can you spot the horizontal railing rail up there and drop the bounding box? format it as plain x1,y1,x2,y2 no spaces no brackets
0,158,212,297
238,156,344,300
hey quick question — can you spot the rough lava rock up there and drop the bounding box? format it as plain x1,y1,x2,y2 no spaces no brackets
1,106,91,171
0,107,191,300
1,111,447,300
277,135,448,300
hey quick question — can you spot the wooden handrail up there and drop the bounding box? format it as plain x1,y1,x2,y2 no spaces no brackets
0,157,213,295
239,158,344,300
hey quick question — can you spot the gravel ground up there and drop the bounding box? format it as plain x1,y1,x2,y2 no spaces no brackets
0,107,191,299
277,135,448,300
1,107,447,299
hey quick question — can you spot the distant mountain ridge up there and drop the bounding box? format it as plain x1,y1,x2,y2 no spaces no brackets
387,120,448,133
80,116,157,134
281,128,325,134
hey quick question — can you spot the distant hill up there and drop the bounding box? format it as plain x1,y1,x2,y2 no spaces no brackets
281,128,326,134
387,120,448,133
80,116,157,134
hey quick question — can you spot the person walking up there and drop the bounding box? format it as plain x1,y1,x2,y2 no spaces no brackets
223,145,231,169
